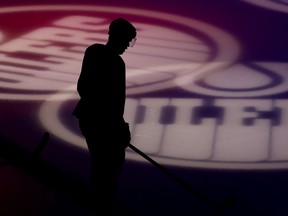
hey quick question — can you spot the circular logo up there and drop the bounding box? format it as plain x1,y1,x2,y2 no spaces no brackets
5,5,278,170
6,5,288,170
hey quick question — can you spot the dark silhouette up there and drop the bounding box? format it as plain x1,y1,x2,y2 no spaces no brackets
73,18,137,215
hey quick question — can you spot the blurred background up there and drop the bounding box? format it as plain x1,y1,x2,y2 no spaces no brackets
0,0,288,215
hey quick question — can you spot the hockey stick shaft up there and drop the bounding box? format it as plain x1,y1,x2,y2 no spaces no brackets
127,143,219,209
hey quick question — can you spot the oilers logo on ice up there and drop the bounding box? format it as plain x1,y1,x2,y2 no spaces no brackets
3,5,287,170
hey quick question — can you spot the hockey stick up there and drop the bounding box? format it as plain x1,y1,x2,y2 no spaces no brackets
128,143,235,213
